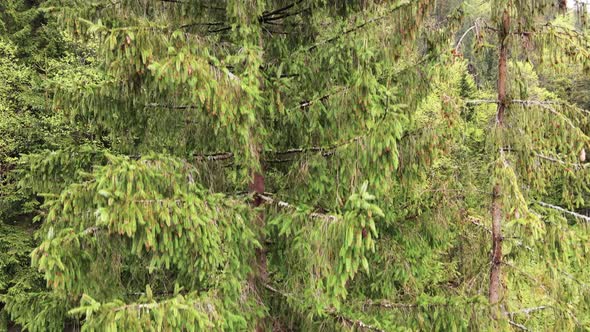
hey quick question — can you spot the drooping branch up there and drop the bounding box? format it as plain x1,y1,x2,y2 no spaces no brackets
176,1,308,35
158,0,225,10
534,153,587,169
455,18,482,52
307,0,414,52
365,300,419,309
535,153,568,165
265,135,362,160
261,7,310,23
137,108,431,165
513,100,585,133
503,262,585,327
179,21,225,29
145,49,441,116
263,283,383,332
466,99,590,139
536,201,590,223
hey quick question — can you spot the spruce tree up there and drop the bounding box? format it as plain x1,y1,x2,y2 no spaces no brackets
457,0,590,329
0,1,99,330
6,0,589,331
18,0,477,330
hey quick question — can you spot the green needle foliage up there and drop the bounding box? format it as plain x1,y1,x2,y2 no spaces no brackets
0,0,589,331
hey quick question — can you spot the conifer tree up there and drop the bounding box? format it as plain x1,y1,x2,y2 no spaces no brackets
457,0,590,329
0,1,100,330
17,0,478,330
5,0,589,331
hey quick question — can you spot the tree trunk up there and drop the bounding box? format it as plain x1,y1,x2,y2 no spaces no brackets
559,0,567,12
250,169,267,332
249,171,267,281
489,8,509,318
489,184,503,313
252,30,267,332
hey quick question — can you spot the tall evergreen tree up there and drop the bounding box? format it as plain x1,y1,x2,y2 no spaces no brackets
0,1,102,330
18,0,476,330
3,0,589,331
456,0,590,329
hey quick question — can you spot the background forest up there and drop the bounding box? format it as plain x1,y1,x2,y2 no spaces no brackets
0,0,589,331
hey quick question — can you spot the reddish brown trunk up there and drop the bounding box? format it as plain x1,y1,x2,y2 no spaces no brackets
249,172,267,282
249,171,267,332
559,0,567,12
490,8,509,317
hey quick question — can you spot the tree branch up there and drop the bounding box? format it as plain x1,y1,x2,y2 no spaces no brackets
536,201,590,223
264,283,383,332
508,320,530,331
455,19,482,52
257,194,339,222
262,0,304,18
508,306,549,316
307,0,413,52
334,314,385,332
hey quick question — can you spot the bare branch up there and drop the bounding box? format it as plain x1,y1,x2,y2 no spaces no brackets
455,19,482,52
365,300,419,309
509,320,530,331
509,306,549,316
335,314,385,332
535,153,587,169
535,153,567,165
465,99,499,105
537,201,590,223
196,152,235,162
512,100,582,132
262,0,304,18
257,194,339,222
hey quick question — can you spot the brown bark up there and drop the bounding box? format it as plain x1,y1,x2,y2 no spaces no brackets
252,27,268,332
249,172,266,280
250,170,267,332
559,0,567,12
489,8,509,318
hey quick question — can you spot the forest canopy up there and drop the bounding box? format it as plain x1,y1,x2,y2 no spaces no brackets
0,0,589,331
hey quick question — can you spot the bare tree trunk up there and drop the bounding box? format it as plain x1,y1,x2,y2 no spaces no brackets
489,8,509,318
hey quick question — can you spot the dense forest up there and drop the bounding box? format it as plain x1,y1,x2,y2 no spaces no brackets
1,0,589,331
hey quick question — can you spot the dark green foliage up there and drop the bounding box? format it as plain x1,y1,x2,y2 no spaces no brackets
0,2,105,330
1,0,589,331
